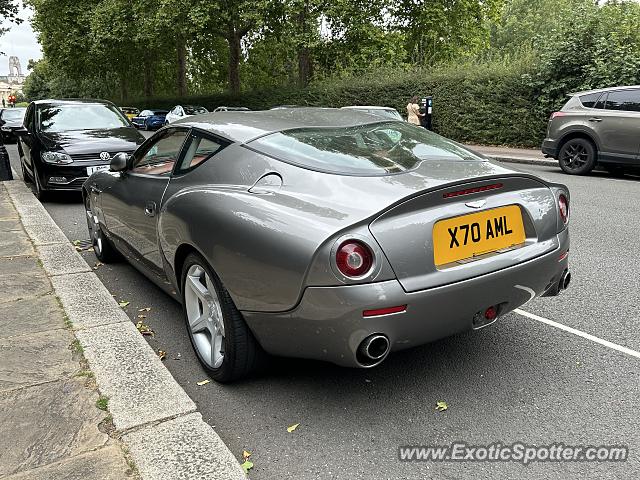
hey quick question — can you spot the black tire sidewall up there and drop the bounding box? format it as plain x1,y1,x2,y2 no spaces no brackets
559,138,596,175
180,252,256,382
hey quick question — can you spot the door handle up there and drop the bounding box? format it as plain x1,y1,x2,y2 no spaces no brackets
588,117,603,122
144,201,156,217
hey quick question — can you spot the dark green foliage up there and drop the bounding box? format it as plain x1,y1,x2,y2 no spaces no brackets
125,60,545,147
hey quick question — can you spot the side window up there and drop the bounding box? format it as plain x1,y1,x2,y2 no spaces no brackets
594,93,607,110
176,134,228,173
24,104,35,130
579,93,601,108
605,90,640,112
131,129,188,176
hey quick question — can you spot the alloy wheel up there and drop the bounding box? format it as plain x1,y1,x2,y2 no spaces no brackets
560,143,588,171
85,201,102,256
184,264,226,369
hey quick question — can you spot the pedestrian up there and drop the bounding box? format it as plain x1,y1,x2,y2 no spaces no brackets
406,96,424,126
1,98,5,108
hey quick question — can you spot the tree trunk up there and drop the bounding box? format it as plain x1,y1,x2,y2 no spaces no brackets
227,31,241,95
143,58,154,98
296,0,312,88
176,39,187,96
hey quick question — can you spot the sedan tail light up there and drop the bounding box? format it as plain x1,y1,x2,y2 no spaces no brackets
336,240,374,278
558,194,569,224
550,112,566,120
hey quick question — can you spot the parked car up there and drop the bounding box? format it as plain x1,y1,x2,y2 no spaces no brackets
16,99,145,199
341,105,404,121
213,106,250,112
165,105,209,124
131,110,168,130
0,107,27,143
542,85,640,175
120,106,140,120
83,108,571,382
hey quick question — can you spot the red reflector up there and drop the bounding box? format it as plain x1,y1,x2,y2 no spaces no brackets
443,183,503,199
484,306,498,321
363,305,407,318
550,112,567,120
558,251,569,261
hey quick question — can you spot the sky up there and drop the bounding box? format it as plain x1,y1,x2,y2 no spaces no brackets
0,5,42,76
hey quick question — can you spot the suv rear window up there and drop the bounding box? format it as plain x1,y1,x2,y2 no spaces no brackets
579,93,602,108
248,122,483,175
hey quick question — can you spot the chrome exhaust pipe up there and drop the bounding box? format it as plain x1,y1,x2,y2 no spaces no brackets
356,334,390,367
560,270,571,291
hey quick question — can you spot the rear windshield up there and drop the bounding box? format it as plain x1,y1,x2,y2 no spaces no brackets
249,122,483,175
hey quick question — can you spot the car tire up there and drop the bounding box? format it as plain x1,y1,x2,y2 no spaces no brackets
181,252,266,383
31,162,47,201
84,195,120,263
558,138,596,175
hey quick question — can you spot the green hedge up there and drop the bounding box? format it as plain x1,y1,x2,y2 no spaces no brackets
123,61,546,148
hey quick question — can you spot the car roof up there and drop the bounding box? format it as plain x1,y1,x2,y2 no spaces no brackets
32,98,115,107
570,85,640,96
176,107,400,143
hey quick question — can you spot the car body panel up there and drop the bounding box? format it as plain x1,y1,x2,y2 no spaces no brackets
85,108,570,367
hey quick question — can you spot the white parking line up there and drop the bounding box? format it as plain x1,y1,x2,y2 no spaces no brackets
514,308,640,360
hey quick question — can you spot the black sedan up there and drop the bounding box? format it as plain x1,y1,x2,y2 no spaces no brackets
0,107,26,143
16,99,145,199
131,110,168,130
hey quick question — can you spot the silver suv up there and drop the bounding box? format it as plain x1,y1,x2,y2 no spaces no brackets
542,86,640,175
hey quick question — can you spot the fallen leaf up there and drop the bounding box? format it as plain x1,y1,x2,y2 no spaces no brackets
173,353,182,360
287,423,300,433
138,307,151,312
73,240,80,246
137,314,146,319
435,401,448,412
241,460,253,473
197,379,210,386
135,321,154,336
157,350,166,361
242,450,252,461
74,246,83,252
118,301,130,308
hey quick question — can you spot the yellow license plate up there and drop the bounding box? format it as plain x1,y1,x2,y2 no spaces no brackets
433,205,526,267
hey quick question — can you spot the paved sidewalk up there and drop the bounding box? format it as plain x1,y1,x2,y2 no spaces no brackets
0,186,133,478
465,144,557,167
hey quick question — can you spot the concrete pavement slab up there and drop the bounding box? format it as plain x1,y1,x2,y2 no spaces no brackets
0,328,77,393
0,378,108,476
23,222,70,246
0,218,22,232
123,412,245,480
37,243,91,276
75,321,197,432
50,272,130,329
0,230,33,258
0,258,51,304
0,295,66,338
3,445,132,480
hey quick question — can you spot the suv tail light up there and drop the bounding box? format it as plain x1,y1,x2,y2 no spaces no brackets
336,240,374,278
550,112,566,120
558,194,569,224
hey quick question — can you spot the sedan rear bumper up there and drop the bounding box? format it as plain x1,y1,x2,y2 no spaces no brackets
244,230,569,368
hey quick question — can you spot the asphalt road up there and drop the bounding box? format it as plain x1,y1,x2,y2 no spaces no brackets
6,140,639,479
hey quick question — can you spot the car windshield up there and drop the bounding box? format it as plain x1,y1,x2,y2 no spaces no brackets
2,108,26,121
38,104,130,132
184,106,208,115
250,121,483,175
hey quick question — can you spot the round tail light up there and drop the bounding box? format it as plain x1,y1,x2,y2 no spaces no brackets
558,194,569,224
336,240,374,278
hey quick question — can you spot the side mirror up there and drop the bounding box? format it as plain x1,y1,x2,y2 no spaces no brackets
110,152,129,172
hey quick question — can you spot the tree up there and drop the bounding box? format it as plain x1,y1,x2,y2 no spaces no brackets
0,0,21,50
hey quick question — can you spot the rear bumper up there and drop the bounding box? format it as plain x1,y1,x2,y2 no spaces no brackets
541,138,559,158
244,229,569,367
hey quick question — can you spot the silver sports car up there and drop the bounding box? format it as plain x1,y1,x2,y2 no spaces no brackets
84,108,571,382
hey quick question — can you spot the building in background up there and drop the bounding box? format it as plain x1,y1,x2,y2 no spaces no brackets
0,56,26,105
